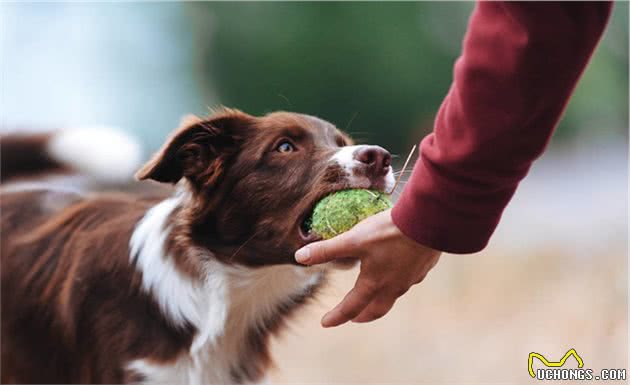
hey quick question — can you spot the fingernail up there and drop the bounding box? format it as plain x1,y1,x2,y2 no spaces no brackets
295,246,311,263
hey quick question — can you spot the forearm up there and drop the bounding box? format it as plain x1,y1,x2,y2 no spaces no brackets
392,1,612,253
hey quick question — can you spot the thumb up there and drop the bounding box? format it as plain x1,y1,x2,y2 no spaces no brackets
295,231,359,265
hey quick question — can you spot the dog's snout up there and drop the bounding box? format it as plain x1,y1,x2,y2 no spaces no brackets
355,146,391,176
329,144,394,191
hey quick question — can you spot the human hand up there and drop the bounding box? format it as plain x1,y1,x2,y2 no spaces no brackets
295,209,441,327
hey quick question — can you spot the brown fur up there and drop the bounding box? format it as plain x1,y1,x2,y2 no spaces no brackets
0,133,70,182
1,191,192,383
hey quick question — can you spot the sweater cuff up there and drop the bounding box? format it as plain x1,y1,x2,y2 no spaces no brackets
391,157,504,254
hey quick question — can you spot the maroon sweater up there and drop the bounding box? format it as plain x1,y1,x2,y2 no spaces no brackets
391,2,612,254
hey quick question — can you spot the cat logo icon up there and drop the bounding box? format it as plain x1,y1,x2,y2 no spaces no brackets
528,348,584,378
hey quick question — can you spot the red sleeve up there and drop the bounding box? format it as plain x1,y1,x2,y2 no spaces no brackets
391,2,612,254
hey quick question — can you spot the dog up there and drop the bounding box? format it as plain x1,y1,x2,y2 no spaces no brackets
1,108,394,384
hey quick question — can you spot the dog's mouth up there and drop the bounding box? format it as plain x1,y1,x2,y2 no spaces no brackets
297,199,322,243
299,215,315,241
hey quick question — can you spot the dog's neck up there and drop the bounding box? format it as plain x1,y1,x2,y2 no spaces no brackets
128,192,324,384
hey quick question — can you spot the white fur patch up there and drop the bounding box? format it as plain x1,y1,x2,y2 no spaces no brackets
384,168,395,192
330,145,395,192
47,126,142,183
127,357,270,385
128,194,323,385
330,145,363,176
129,194,229,347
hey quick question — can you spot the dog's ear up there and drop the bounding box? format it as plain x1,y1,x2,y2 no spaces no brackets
136,109,252,188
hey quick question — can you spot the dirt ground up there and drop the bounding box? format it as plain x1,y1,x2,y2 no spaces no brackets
269,245,627,384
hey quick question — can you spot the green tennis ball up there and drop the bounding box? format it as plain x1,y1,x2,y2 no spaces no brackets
307,189,392,239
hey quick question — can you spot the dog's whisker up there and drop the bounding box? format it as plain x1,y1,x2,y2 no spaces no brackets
388,145,417,195
229,230,262,262
389,191,402,199
277,93,292,107
393,169,413,175
344,111,359,132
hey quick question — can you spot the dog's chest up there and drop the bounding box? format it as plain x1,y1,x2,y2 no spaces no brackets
127,354,269,385
127,196,324,384
126,263,323,385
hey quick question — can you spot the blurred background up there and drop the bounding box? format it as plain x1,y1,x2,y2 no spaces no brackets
1,2,627,383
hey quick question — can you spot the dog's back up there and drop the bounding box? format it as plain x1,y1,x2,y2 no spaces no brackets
1,127,142,185
0,191,169,383
0,128,164,383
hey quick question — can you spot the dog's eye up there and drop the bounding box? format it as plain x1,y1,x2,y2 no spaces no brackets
276,141,295,153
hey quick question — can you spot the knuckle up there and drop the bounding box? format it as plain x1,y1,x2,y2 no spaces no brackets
317,247,330,262
360,279,381,295
345,235,362,253
312,243,331,262
338,306,359,320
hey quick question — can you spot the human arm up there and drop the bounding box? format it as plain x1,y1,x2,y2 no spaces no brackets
296,2,613,327
392,2,613,253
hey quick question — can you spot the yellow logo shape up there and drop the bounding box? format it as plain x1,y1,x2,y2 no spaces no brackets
528,348,584,378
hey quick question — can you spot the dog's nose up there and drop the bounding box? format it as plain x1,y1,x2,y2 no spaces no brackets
355,146,392,176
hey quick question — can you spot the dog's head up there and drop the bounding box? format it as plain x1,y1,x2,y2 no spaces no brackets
137,108,394,265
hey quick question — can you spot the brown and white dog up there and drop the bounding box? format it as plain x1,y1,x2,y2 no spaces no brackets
0,109,394,384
